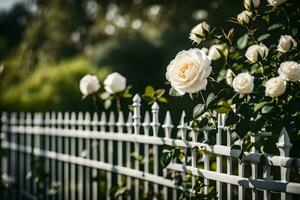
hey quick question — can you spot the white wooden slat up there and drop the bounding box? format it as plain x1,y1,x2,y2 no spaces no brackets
263,165,271,200
25,112,32,195
77,112,84,200
251,135,258,200
107,112,115,200
1,112,8,179
91,112,99,200
203,130,210,195
10,113,17,185
44,112,51,200
162,111,173,200
276,128,292,200
126,112,133,200
216,114,224,199
50,112,57,200
99,112,107,199
238,148,245,200
116,111,125,200
226,128,232,200
18,112,25,200
70,112,77,200
178,111,188,194
63,112,70,200
84,112,91,200
142,111,150,196
133,94,141,200
151,102,160,199
56,112,63,200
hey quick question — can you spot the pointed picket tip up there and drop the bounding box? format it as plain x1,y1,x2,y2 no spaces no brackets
277,127,292,148
179,110,186,126
100,112,107,123
117,111,125,126
64,112,70,120
133,94,141,102
151,102,159,110
92,112,98,121
163,111,173,128
108,111,115,125
84,112,91,120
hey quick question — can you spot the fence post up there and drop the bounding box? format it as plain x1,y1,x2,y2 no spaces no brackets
132,94,141,200
107,112,115,200
276,127,292,200
151,102,160,199
178,110,187,196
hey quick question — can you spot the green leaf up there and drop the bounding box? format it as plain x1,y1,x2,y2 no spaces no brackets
292,28,298,37
257,34,270,42
214,101,232,113
193,104,206,119
262,105,273,114
268,23,284,31
169,87,182,97
122,92,133,98
145,85,155,96
254,101,269,112
158,97,168,103
154,89,165,98
142,95,154,102
206,93,216,107
225,112,240,126
235,120,250,138
237,34,248,49
262,14,270,23
160,152,172,168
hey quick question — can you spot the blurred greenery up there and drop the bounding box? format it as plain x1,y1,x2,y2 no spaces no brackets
0,0,242,115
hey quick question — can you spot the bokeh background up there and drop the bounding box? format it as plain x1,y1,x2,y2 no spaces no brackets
0,0,241,115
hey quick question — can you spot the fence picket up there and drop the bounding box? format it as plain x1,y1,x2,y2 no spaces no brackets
226,128,232,200
142,111,150,197
126,112,133,200
70,112,77,200
91,112,99,200
151,102,160,199
63,112,70,200
107,112,115,200
99,112,107,199
84,112,91,200
117,111,125,200
162,111,173,200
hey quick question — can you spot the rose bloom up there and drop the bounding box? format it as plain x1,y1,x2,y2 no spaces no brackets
267,0,287,6
245,43,269,63
278,61,300,82
232,72,254,95
166,48,212,95
208,44,228,60
277,35,297,53
244,0,260,10
237,10,252,25
189,22,210,44
265,77,286,98
104,72,127,94
79,74,100,96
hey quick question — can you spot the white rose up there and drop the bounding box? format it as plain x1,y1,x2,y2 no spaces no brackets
208,44,228,60
189,22,210,44
245,43,269,63
201,47,209,54
232,72,254,95
278,61,300,82
104,72,127,94
277,35,297,53
166,48,212,95
237,10,252,25
265,77,286,98
226,69,235,86
79,74,100,96
267,0,287,6
244,0,260,10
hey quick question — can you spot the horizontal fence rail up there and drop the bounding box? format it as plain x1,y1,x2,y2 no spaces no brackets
1,94,300,200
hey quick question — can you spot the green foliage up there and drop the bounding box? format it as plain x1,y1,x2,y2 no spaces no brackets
0,57,111,111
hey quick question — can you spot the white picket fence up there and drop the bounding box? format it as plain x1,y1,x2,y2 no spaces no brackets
1,94,300,200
